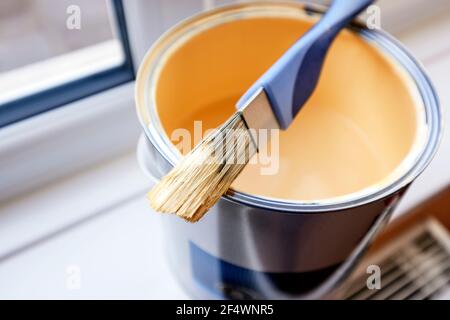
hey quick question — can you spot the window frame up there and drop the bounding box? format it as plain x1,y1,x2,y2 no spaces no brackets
0,0,135,128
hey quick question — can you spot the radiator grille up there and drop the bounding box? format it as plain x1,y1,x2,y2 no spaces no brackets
342,219,450,300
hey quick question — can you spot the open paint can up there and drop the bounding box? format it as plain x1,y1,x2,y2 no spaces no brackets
135,2,442,299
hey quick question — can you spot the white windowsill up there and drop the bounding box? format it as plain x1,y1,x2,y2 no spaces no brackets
0,152,188,299
0,81,141,203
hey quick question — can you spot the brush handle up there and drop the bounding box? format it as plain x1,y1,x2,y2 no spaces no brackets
238,0,375,129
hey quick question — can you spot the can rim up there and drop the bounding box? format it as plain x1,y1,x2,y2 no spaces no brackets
135,2,442,213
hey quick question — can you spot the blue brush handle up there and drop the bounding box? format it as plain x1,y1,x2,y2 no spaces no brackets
237,0,375,129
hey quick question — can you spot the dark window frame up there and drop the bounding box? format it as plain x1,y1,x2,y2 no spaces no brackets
0,0,135,128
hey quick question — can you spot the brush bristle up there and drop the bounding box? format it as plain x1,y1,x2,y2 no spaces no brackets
148,114,256,222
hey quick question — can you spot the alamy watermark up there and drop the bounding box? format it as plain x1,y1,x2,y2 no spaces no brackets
66,5,81,30
171,121,280,176
366,264,381,290
66,265,82,290
366,5,381,30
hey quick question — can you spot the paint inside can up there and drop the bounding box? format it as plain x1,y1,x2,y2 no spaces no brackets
151,8,425,203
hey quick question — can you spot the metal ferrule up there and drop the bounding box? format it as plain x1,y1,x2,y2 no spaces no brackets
238,87,280,151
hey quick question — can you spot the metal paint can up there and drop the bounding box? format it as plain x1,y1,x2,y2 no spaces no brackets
135,2,441,299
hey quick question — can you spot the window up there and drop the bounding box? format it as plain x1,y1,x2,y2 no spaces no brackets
0,0,134,127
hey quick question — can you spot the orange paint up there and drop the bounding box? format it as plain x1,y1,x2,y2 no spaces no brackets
155,15,419,201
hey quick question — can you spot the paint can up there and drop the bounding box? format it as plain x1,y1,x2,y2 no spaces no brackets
135,2,441,299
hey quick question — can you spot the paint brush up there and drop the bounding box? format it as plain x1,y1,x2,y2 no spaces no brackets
148,0,374,222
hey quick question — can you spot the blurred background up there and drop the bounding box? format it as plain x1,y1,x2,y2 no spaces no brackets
0,0,113,72
0,0,450,300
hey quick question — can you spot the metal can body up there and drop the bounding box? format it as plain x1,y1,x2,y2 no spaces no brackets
135,2,441,299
